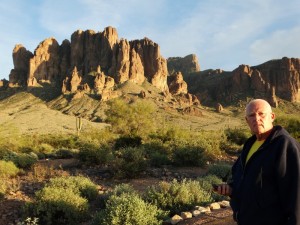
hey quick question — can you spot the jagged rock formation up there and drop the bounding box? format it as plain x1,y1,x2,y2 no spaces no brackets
9,44,33,86
7,26,299,107
8,26,169,101
167,54,200,75
185,57,300,106
168,71,188,95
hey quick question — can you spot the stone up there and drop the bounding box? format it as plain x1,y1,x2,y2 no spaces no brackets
181,211,193,219
210,202,221,210
170,214,183,224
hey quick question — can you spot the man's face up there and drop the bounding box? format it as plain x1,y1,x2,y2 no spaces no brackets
245,101,275,135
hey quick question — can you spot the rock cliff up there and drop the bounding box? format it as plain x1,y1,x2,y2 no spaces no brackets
184,57,300,106
167,54,200,75
5,26,300,107
8,26,169,99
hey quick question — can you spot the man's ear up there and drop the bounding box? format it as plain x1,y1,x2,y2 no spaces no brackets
271,112,276,121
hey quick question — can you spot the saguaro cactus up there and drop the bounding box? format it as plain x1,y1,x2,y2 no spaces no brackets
76,117,83,135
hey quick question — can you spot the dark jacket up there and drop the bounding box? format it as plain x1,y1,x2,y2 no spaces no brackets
230,125,300,225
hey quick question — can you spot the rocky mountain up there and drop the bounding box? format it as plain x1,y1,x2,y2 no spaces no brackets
5,27,197,104
1,26,300,109
182,57,300,107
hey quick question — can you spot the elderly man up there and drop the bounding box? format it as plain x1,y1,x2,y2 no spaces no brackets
216,99,300,225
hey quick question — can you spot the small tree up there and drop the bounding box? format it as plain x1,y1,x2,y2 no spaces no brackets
105,99,156,138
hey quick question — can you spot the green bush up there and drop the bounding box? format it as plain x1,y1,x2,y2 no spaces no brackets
0,160,19,178
144,179,212,215
0,150,38,169
46,176,98,201
172,146,207,167
105,98,157,137
94,192,167,225
197,174,228,202
149,128,225,164
111,147,148,178
26,186,89,225
143,141,172,167
114,135,142,149
206,163,232,182
78,144,113,165
275,116,300,142
225,128,250,145
13,152,38,169
110,183,137,196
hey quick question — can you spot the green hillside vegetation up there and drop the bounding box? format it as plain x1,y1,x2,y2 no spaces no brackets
0,86,299,224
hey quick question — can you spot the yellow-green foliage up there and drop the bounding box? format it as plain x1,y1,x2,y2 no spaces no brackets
95,192,166,225
275,115,300,142
206,163,232,181
144,179,213,215
0,160,19,197
32,186,89,225
197,174,227,202
106,98,157,138
225,127,251,145
111,147,148,178
0,160,19,178
147,127,226,163
46,176,98,201
25,176,98,225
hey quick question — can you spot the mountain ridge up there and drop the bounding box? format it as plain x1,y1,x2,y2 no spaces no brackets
0,26,299,110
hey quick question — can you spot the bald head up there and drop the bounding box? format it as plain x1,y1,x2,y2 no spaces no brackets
245,99,272,116
245,99,275,140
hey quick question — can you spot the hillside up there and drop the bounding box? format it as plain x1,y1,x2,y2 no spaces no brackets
0,91,109,138
0,82,252,139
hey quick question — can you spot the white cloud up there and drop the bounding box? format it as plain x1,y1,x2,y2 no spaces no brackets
250,26,300,63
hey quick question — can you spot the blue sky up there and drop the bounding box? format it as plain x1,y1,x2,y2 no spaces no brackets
1,0,300,80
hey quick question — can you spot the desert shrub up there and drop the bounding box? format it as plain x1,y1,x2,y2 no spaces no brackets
275,116,300,142
0,160,20,177
149,128,225,163
25,186,89,225
144,179,213,215
28,163,64,182
206,163,232,182
0,150,38,169
225,128,250,145
46,176,98,201
143,141,172,167
197,174,227,202
37,143,55,155
110,183,137,196
220,141,242,154
111,147,148,178
13,152,38,169
54,148,77,159
36,134,78,150
0,149,18,161
114,135,142,149
105,98,157,138
172,145,207,167
0,179,8,198
93,192,167,225
78,144,113,165
96,183,138,211
78,127,116,146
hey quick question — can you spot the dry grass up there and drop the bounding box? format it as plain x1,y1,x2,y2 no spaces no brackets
0,92,109,138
